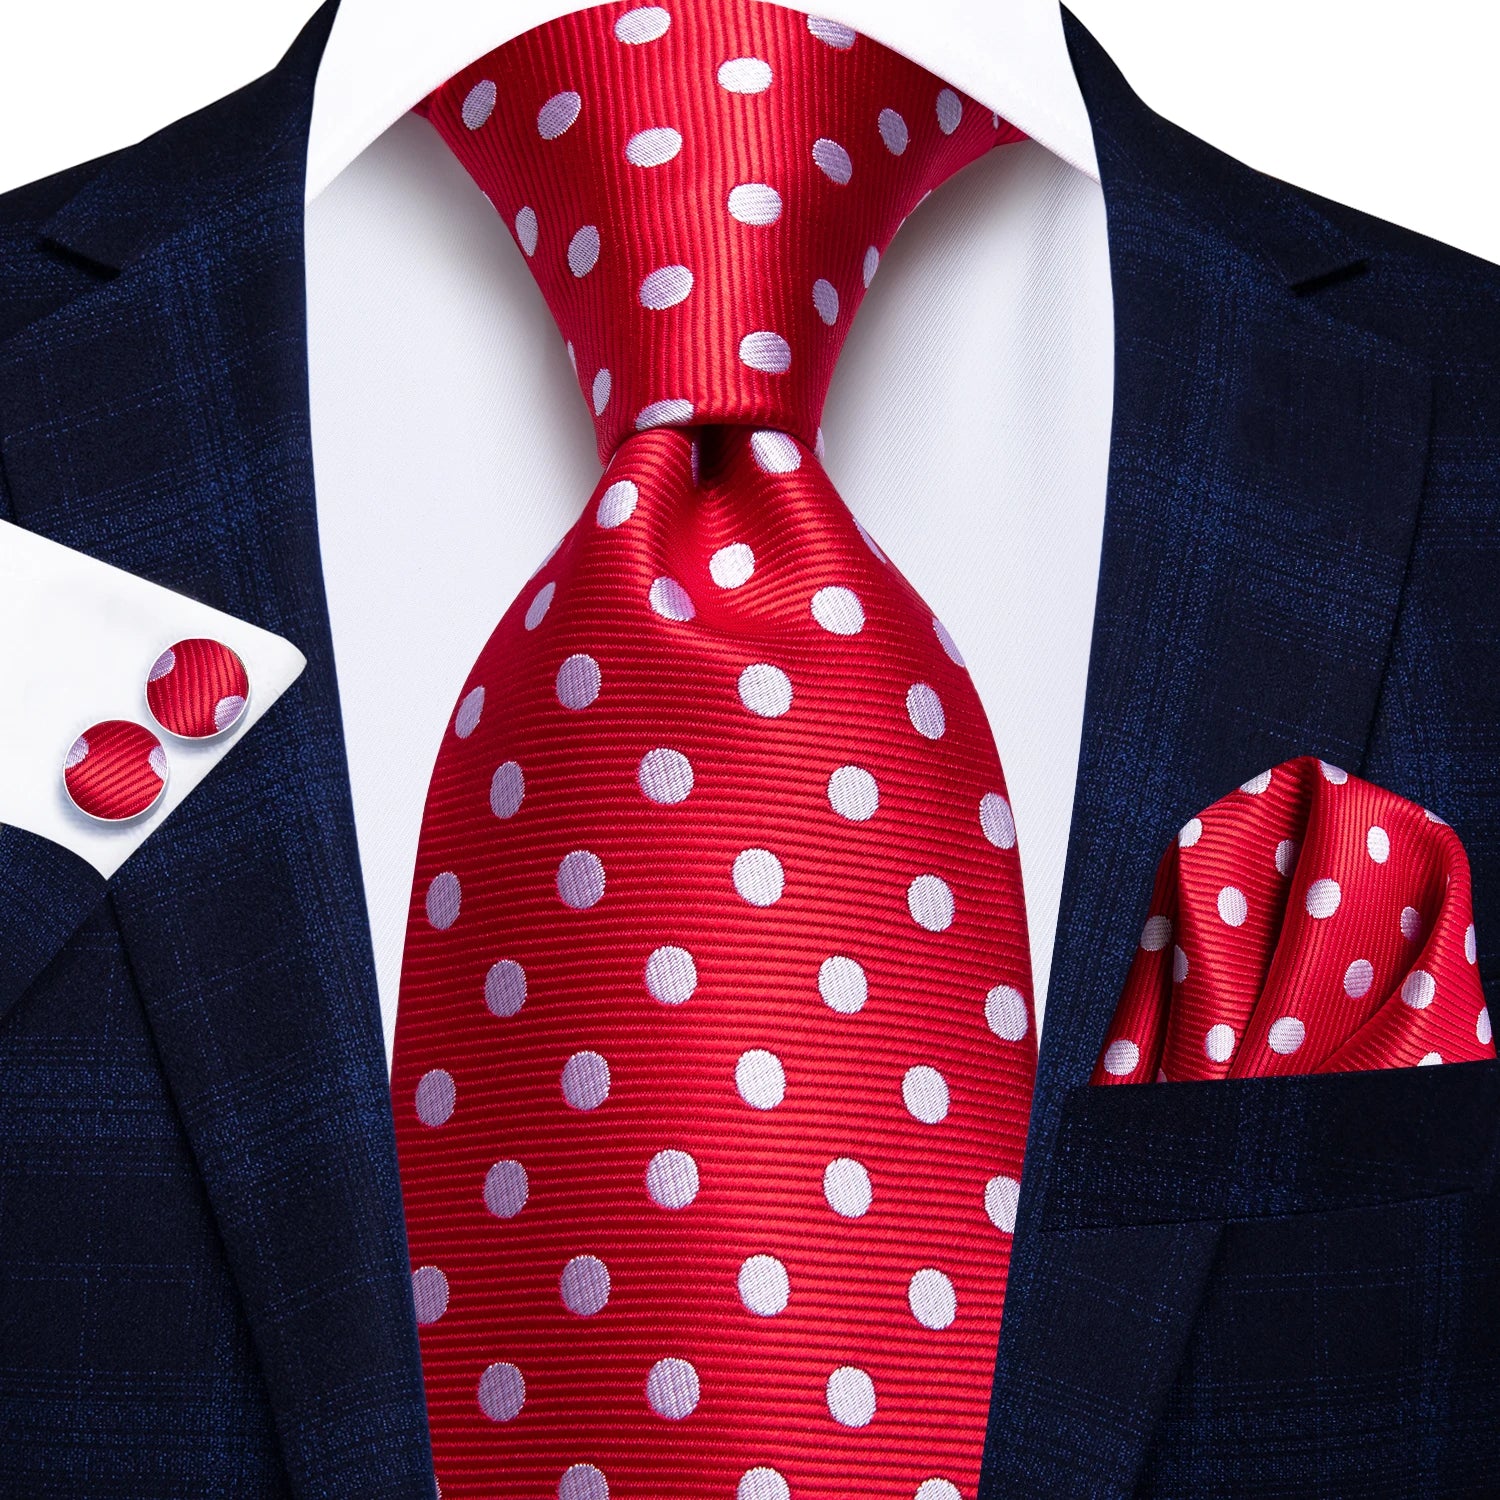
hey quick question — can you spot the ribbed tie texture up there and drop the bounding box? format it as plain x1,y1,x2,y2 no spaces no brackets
393,5,1035,1498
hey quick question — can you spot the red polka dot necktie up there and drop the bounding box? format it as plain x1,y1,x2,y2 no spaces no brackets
390,4,1033,1498
1093,756,1494,1083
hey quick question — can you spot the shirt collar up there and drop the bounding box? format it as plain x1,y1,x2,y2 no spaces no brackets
305,0,1098,202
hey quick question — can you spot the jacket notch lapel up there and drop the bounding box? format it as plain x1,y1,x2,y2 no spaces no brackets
0,3,435,1492
981,17,1435,1497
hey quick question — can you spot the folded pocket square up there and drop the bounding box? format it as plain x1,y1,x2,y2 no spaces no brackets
1094,756,1494,1083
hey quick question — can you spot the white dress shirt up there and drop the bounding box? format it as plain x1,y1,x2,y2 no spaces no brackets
303,0,1115,1055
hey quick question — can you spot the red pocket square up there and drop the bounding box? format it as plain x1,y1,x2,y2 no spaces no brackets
1094,756,1494,1083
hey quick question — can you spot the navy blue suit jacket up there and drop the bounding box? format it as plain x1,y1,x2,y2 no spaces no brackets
1,6,1497,1496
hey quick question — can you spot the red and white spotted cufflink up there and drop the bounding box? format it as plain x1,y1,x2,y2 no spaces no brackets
63,720,168,822
146,638,249,738
63,637,251,822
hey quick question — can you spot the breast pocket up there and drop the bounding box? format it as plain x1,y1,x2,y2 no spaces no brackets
1043,1059,1500,1232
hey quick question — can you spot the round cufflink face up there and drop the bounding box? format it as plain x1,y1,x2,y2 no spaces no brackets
64,720,168,821
146,638,249,739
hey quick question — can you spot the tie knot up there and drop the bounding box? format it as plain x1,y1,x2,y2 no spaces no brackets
422,0,1020,460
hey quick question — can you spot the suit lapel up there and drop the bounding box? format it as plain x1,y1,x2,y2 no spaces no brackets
0,3,433,1492
980,15,1434,1497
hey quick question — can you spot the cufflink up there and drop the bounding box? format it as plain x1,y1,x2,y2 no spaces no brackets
146,638,250,738
63,720,168,822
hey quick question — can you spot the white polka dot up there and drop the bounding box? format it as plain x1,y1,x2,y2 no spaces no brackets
148,648,176,682
1268,1016,1306,1055
907,874,954,931
564,225,600,279
819,955,867,1013
906,682,945,738
426,871,461,930
484,958,527,1017
645,945,697,1005
813,278,840,325
740,331,792,374
646,1357,699,1419
738,663,792,716
561,1050,610,1110
1320,760,1349,784
807,14,857,46
1102,1039,1139,1077
646,1148,699,1209
1239,768,1273,794
1275,838,1299,876
985,984,1029,1042
728,183,782,225
1465,923,1477,964
454,685,485,738
559,1463,610,1500
709,542,755,588
826,1366,876,1427
733,848,784,906
1217,886,1249,926
915,1483,961,1500
615,4,671,42
557,849,606,909
750,429,802,473
936,87,963,133
1479,1007,1493,1047
980,792,1016,849
462,79,496,129
1419,1051,1444,1067
639,264,695,309
738,1254,790,1316
933,616,966,665
149,744,168,780
636,398,695,429
484,1158,528,1218
738,1470,790,1500
560,1254,611,1316
625,126,682,167
514,205,539,255
1204,1023,1236,1064
828,764,878,821
985,1174,1020,1233
736,1049,786,1109
824,1157,872,1217
415,1068,455,1126
567,340,576,371
878,107,909,154
556,653,601,709
1305,878,1341,919
1401,969,1436,1009
592,368,612,415
1173,945,1189,983
811,585,864,635
638,747,694,804
1401,905,1423,941
1344,958,1374,998
478,1362,525,1422
525,581,556,629
1366,825,1390,863
907,1267,956,1329
903,1064,949,1123
812,138,853,184
1140,914,1172,951
411,1265,449,1324
64,734,89,769
861,247,880,290
490,761,525,819
1178,817,1203,848
537,91,582,139
215,694,247,736
596,479,639,527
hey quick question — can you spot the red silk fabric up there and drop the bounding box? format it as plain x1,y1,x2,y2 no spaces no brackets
393,6,1032,1498
1094,756,1494,1084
